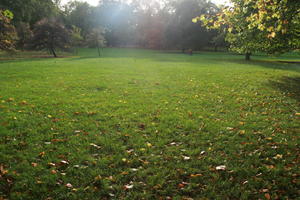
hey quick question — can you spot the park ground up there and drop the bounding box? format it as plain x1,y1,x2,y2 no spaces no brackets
0,48,299,199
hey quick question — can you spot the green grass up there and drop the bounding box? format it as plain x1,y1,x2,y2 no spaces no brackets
0,48,299,199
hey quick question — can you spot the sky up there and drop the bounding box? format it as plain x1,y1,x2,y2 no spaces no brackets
61,0,98,6
61,0,230,7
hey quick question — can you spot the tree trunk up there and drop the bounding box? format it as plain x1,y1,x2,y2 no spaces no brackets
245,52,251,60
97,44,101,57
50,47,57,58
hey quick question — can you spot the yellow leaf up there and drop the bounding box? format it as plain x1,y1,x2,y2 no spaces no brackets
268,32,276,38
146,142,152,147
190,174,203,177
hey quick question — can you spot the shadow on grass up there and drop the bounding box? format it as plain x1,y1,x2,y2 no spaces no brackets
268,76,300,102
223,58,300,73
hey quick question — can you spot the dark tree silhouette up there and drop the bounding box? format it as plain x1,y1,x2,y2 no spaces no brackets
30,18,71,57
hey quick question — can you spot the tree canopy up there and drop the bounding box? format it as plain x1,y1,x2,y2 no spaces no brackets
3,0,299,58
193,0,300,59
30,18,71,57
0,9,18,51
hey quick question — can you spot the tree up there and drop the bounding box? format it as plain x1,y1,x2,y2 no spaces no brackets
0,0,59,25
211,32,227,52
30,18,71,57
243,0,300,55
86,28,106,57
64,1,94,37
70,25,84,54
164,0,219,50
0,9,18,51
16,22,33,50
193,0,300,60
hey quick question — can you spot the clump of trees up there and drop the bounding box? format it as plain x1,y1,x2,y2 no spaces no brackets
193,0,300,60
1,0,226,57
2,0,298,59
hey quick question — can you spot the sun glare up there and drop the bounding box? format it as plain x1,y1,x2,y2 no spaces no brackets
61,0,231,7
61,0,99,6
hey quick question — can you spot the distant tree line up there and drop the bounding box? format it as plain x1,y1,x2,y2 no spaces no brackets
2,0,297,59
0,0,226,57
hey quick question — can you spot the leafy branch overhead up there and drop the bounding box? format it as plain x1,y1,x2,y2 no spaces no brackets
193,0,300,58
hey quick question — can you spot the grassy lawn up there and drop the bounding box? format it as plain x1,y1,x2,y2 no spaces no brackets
0,48,299,199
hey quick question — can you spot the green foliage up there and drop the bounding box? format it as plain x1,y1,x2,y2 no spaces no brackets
0,0,59,25
3,9,13,19
0,48,299,199
165,0,219,50
194,0,300,58
63,1,94,37
0,9,18,51
86,28,106,48
70,26,84,47
16,22,33,50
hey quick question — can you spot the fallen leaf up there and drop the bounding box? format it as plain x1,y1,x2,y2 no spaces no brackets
183,156,191,160
264,193,271,200
261,189,269,193
39,152,45,157
0,165,8,175
124,184,134,189
266,165,275,169
7,98,14,102
190,174,203,177
273,154,283,159
51,139,66,142
60,160,69,165
48,163,56,167
216,165,226,171
138,123,145,130
146,142,152,147
65,183,73,188
90,143,101,149
31,163,38,167
242,181,248,185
